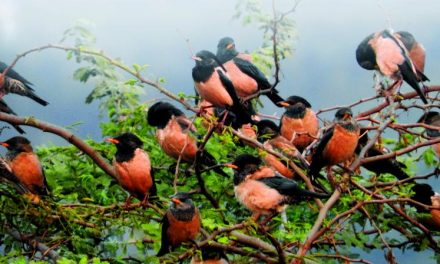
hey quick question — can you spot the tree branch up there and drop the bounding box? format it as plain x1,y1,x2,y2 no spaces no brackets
0,112,116,179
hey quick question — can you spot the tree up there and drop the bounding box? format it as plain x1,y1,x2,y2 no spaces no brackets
0,1,439,263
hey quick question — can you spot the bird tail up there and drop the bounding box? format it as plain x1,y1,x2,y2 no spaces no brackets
156,244,170,257
27,91,49,106
388,161,410,181
263,88,285,106
290,185,330,201
399,63,428,104
12,124,26,134
416,70,430,82
199,150,230,178
0,99,26,134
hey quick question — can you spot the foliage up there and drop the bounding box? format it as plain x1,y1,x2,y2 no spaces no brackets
1,2,440,264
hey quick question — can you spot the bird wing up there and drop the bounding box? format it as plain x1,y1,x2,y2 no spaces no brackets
257,175,329,199
157,213,171,256
233,57,271,90
309,126,334,178
0,61,34,89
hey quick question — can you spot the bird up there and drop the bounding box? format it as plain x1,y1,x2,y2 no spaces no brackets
418,111,440,157
0,99,25,134
0,136,49,202
147,101,229,177
279,95,319,152
192,50,254,126
228,154,329,222
255,119,302,178
106,132,156,203
157,192,201,256
0,61,49,106
411,183,440,231
356,128,410,180
216,37,285,105
309,107,360,182
393,31,428,82
356,30,428,104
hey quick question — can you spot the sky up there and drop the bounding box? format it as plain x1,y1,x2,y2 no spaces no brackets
1,1,439,262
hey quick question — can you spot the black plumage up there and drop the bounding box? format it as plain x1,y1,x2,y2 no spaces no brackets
0,61,49,106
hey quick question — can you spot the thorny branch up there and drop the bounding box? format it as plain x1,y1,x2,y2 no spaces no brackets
1,42,439,263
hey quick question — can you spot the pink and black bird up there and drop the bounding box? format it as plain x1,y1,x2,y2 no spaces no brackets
192,50,253,126
106,133,156,203
394,31,428,82
216,37,285,106
147,101,229,177
0,136,49,201
0,61,49,106
279,96,319,152
229,154,328,221
157,192,201,256
309,108,360,181
356,30,428,103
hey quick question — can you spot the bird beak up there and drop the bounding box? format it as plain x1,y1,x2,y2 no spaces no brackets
279,101,290,107
343,113,352,121
191,55,202,62
105,138,119,144
171,198,182,205
0,142,9,148
224,164,239,170
226,43,235,49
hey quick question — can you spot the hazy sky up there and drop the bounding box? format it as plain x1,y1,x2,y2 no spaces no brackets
1,1,439,262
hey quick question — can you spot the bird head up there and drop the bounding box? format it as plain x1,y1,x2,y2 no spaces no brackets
216,37,238,62
106,133,143,151
169,192,196,220
334,107,353,122
147,101,185,129
255,119,279,142
0,136,33,153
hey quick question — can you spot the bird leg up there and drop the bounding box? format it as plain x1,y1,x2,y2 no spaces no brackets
217,110,230,130
140,194,150,208
251,212,261,223
124,195,134,209
259,212,277,227
326,167,337,190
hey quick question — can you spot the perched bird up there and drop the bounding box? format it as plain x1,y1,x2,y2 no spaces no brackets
228,154,328,221
394,31,428,82
279,96,319,151
0,61,49,106
0,136,49,200
356,128,410,180
418,111,440,157
106,133,156,202
216,37,285,105
411,183,440,231
0,99,25,134
356,30,428,104
255,119,302,178
309,108,360,181
192,50,253,126
147,101,229,177
157,192,201,256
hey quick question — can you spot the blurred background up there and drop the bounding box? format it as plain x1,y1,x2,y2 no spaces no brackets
1,1,439,262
